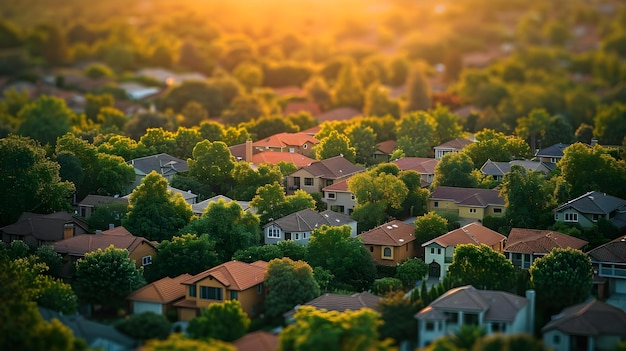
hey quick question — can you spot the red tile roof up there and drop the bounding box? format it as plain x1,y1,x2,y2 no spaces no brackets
322,178,350,192
127,274,192,303
422,222,506,248
301,125,321,136
182,260,268,291
234,331,278,351
253,132,319,149
53,226,155,257
301,156,365,179
505,228,588,254
253,151,315,168
358,220,416,246
376,140,397,154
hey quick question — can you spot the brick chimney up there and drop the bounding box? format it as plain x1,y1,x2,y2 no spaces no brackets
63,223,75,239
245,139,253,162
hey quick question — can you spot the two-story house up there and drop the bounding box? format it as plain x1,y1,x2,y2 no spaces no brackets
433,138,474,160
392,157,438,186
553,191,626,231
252,132,319,158
286,156,365,195
263,209,356,245
127,274,192,316
77,195,128,218
321,178,356,215
428,186,506,222
415,285,535,348
175,260,268,320
587,235,626,302
480,160,553,182
422,223,507,281
535,143,570,164
129,153,188,189
358,220,417,266
504,228,588,269
1,211,89,248
372,140,397,163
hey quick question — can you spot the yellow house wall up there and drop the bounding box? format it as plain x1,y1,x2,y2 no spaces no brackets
458,207,485,220
429,200,459,213
484,206,505,217
129,242,157,269
367,244,415,266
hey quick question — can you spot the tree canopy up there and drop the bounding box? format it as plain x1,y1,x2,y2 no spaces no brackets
187,300,250,342
264,257,320,318
448,244,515,291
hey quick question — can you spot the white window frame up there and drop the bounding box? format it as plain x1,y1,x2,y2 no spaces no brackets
327,192,336,199
142,255,152,266
565,212,578,222
267,227,281,238
304,177,314,186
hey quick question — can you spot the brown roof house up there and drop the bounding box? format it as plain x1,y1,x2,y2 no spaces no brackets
428,186,506,222
504,228,588,269
415,285,535,348
252,132,319,158
234,331,279,351
263,209,356,245
283,292,382,320
286,155,365,195
587,235,626,304
433,138,474,160
392,157,438,186
422,223,507,281
372,140,397,164
358,220,417,266
174,260,269,321
127,274,192,317
542,299,626,351
1,212,89,248
77,194,128,218
321,177,356,216
53,226,157,278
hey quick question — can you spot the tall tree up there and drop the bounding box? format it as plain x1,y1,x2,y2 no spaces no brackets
114,312,171,342
264,258,320,318
17,95,73,146
123,171,193,241
188,300,250,342
315,130,356,162
395,111,435,157
404,65,431,113
349,171,409,229
378,291,422,346
414,212,449,244
432,152,479,189
0,135,74,226
431,105,463,146
363,84,400,118
346,123,377,165
187,140,236,195
145,234,219,282
395,258,428,289
448,244,515,291
164,80,224,115
333,60,364,109
500,165,552,229
74,246,146,311
464,129,530,168
229,162,283,201
593,103,626,145
515,108,551,151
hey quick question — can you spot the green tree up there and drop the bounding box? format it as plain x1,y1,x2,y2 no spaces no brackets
431,105,463,146
378,291,422,346
243,115,298,141
264,258,320,318
432,152,479,189
138,127,176,154
146,234,219,282
346,123,377,165
35,275,78,314
34,245,63,278
115,312,171,341
222,94,267,125
500,165,552,229
173,127,203,159
188,300,250,342
74,245,146,311
123,172,193,241
349,171,408,230
0,135,74,226
363,84,400,118
124,111,175,141
43,25,69,65
84,93,114,122
396,111,435,157
515,108,552,152
414,212,448,244
315,130,356,162
187,140,236,195
395,258,428,289
251,183,316,225
530,248,593,315
232,245,283,263
372,277,404,295
84,63,114,79
333,60,364,109
97,107,127,132
198,120,225,142
17,95,73,146
233,63,263,92
593,103,626,145
404,65,431,113
229,162,283,201
448,244,515,291
86,201,129,231
179,101,209,128
143,334,235,351
306,225,376,291
164,80,224,116
464,129,530,168
304,75,332,110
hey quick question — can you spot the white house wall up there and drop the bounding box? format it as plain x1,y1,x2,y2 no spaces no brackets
133,301,163,315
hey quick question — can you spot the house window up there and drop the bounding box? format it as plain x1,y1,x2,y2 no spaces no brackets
230,291,238,300
304,178,314,186
565,213,578,222
550,157,557,163
437,248,441,255
370,246,374,253
351,194,355,200
142,256,152,266
592,214,601,222
303,233,307,239
444,312,458,324
267,227,281,238
303,144,308,149
289,147,295,153
257,284,263,294
200,286,222,300
189,285,196,297
493,208,502,213
554,213,559,220
430,248,435,254
327,192,336,199
382,247,392,258
295,233,300,240
464,313,479,325
326,179,333,186
434,201,439,208
469,208,477,213
425,322,435,331
514,253,521,260
553,335,561,344
492,322,506,333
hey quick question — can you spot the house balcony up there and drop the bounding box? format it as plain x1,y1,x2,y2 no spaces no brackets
599,265,626,278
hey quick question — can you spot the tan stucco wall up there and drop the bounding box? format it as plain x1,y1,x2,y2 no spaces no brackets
129,242,157,268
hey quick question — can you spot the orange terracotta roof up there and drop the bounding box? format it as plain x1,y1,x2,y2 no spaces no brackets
182,260,268,291
253,132,319,149
127,274,192,303
253,151,315,168
53,226,155,256
322,178,350,192
422,222,506,248
505,228,588,254
376,140,397,154
283,101,322,116
234,331,278,351
358,220,416,246
301,125,321,136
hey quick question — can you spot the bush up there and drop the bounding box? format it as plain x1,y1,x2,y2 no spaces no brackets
115,312,171,341
395,258,428,289
376,264,397,278
84,63,114,79
372,277,403,296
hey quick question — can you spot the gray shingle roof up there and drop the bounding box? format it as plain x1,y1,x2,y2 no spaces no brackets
264,209,354,233
0,212,89,241
129,153,188,176
542,299,626,336
283,292,381,318
429,186,504,207
480,160,551,177
553,191,626,215
587,235,626,263
534,143,570,158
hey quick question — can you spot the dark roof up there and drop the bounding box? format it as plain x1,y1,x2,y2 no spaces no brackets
480,160,551,176
234,331,279,351
283,292,382,318
553,191,626,215
53,226,156,257
422,222,506,248
38,307,136,349
358,220,416,246
534,143,570,158
434,138,474,150
376,140,397,154
129,153,188,176
415,285,527,322
0,212,89,241
542,299,626,336
392,157,438,174
300,156,365,179
505,228,588,254
78,195,128,208
587,235,626,263
265,209,354,233
429,186,504,207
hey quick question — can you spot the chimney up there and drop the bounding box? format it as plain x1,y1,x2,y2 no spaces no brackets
591,139,598,147
245,139,253,162
63,223,75,239
95,230,102,236
525,290,535,334
108,223,115,230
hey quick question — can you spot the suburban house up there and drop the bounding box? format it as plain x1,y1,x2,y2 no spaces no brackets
534,142,570,164
230,139,316,168
0,212,89,248
358,220,417,266
77,194,128,218
372,140,397,163
252,132,319,158
53,226,157,278
553,191,626,230
321,178,356,215
128,153,188,188
124,186,197,205
415,285,535,348
587,235,626,303
504,228,588,269
428,186,506,222
39,307,136,351
286,155,365,195
263,209,356,245
392,157,438,186
542,299,626,351
480,159,553,182
433,137,474,160
283,292,382,320
127,274,192,316
192,195,255,217
233,331,279,351
422,223,507,281
174,260,268,320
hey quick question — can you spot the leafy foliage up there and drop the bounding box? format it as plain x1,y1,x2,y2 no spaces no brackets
188,300,250,342
448,244,515,291
145,234,219,282
264,258,320,318
372,277,403,295
115,312,172,341
395,258,428,289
